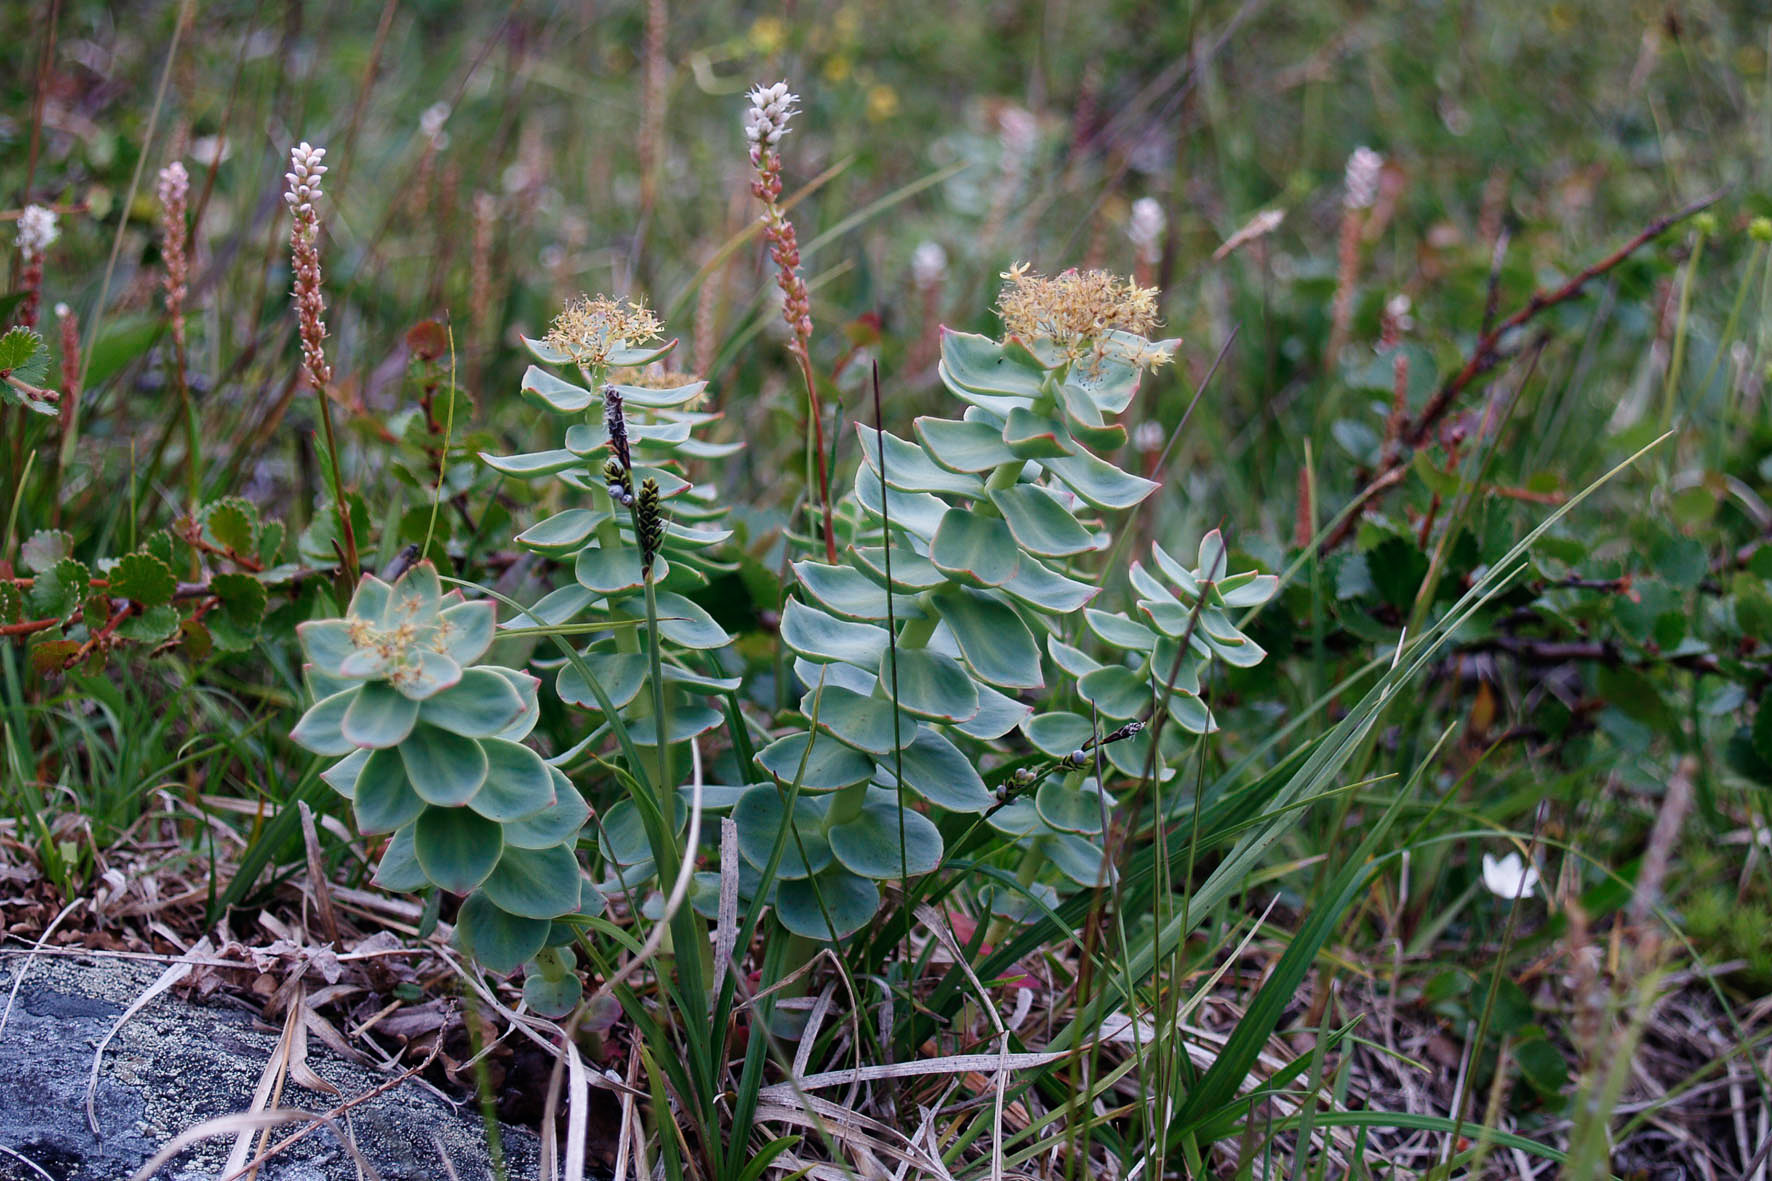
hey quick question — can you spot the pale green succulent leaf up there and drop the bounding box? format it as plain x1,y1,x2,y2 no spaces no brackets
931,587,1043,690
471,738,557,821
875,725,992,812
990,484,1098,558
503,769,589,849
292,688,361,756
755,730,875,792
780,599,889,667
734,786,832,879
481,843,582,919
342,681,423,748
801,684,916,757
774,870,880,940
516,508,608,555
929,509,1020,588
371,825,429,891
827,791,943,879
354,747,427,833
400,723,490,805
913,415,1019,473
879,647,979,724
454,892,549,974
420,668,527,737
854,423,984,497
414,805,503,893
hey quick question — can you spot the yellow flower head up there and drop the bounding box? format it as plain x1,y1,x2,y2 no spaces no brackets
545,295,663,367
995,265,1168,369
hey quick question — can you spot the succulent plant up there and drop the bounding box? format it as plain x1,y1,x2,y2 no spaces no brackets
729,269,1274,941
478,298,740,901
291,561,599,1013
985,528,1277,915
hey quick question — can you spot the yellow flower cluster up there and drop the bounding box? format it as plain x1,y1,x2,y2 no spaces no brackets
995,265,1170,369
544,295,663,367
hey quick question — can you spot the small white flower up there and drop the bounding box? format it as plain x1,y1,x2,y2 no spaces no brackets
1344,146,1383,210
1133,421,1166,453
911,240,947,287
1128,197,1165,264
1384,292,1413,332
998,107,1038,158
189,134,231,167
743,81,799,148
1481,851,1540,900
419,102,451,143
16,204,58,260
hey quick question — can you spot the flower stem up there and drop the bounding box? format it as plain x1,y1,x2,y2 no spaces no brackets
792,344,839,563
312,381,360,583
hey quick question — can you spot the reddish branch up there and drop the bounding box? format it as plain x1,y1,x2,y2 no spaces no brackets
1320,188,1724,554
0,616,61,638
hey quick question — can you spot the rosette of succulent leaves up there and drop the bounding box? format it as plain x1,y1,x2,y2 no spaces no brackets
750,273,1278,941
291,562,598,1015
479,297,741,910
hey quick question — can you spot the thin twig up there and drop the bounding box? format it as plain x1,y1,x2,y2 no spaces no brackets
1320,189,1723,554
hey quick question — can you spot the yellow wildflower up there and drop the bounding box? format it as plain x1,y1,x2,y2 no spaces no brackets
995,265,1166,369
545,295,663,367
866,84,900,121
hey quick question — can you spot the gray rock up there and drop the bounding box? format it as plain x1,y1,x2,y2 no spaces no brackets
0,955,539,1180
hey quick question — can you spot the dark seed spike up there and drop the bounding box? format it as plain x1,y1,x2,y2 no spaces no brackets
637,478,665,574
603,385,632,473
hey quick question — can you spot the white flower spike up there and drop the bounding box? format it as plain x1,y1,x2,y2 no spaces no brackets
1344,146,1383,210
1128,197,1165,265
16,204,58,260
743,82,799,149
911,240,947,287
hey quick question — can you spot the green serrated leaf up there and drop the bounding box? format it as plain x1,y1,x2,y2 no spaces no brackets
116,604,179,644
28,639,80,675
110,552,176,608
28,557,90,621
257,520,287,565
0,326,44,373
19,530,73,574
208,572,267,651
203,498,260,557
